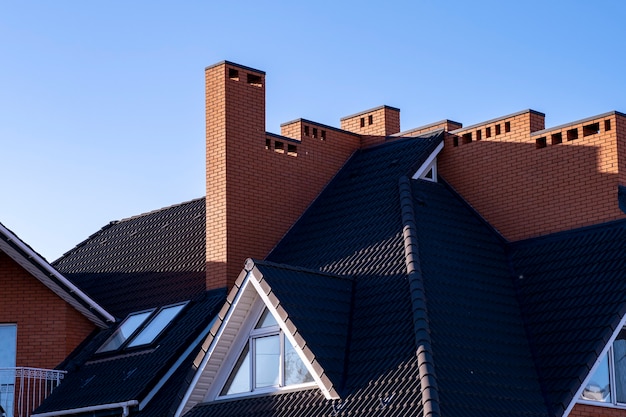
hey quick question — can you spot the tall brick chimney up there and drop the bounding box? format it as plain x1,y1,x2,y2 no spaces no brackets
205,61,361,290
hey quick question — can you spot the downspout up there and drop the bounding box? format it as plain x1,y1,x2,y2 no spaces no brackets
31,400,138,417
399,176,440,417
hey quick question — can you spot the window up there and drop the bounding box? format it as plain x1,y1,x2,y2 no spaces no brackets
0,325,16,417
97,303,186,353
581,329,626,405
219,308,314,397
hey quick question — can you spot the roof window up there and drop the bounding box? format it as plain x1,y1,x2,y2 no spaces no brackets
580,328,626,405
97,303,186,353
219,308,314,397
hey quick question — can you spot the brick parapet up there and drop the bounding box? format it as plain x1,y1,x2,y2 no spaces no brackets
395,120,463,137
340,105,400,138
439,110,626,241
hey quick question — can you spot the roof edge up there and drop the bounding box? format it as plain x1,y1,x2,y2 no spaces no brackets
31,400,138,417
398,176,441,417
0,222,115,327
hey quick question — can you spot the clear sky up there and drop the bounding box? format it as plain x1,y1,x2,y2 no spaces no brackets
1,1,625,261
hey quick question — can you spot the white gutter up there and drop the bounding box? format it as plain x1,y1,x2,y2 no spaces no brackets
0,223,115,325
31,400,138,417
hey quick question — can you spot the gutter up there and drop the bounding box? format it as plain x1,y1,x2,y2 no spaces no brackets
398,176,441,417
0,222,115,325
31,400,139,417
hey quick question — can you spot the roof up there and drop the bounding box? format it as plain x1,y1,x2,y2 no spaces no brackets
183,133,452,416
0,221,113,327
37,127,626,417
53,198,207,318
33,288,226,416
511,219,626,416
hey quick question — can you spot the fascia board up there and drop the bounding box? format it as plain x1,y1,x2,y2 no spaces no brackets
412,140,444,180
0,223,114,326
174,272,254,417
248,266,338,400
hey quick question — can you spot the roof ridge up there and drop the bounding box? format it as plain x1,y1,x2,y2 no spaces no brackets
398,176,440,417
247,258,354,282
117,197,205,223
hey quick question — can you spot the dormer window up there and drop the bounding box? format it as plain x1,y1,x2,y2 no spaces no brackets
580,329,626,405
97,303,186,353
219,308,314,397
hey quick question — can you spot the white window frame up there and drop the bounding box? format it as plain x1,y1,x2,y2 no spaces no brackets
214,302,315,400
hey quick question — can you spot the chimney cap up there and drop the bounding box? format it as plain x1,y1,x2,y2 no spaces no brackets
205,60,266,75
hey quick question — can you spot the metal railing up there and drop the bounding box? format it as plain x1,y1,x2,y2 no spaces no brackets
0,368,66,417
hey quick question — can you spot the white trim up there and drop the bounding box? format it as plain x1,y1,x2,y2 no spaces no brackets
139,316,217,410
31,400,138,417
174,273,254,417
0,223,115,326
412,140,443,181
567,313,626,416
248,274,333,399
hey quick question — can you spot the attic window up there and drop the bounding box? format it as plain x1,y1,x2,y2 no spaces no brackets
96,303,186,353
462,132,472,144
360,117,365,128
551,132,562,145
228,69,239,81
495,124,501,135
219,308,314,397
505,121,511,133
287,144,297,157
486,127,492,138
321,130,326,140
368,115,373,125
605,120,612,131
580,329,626,405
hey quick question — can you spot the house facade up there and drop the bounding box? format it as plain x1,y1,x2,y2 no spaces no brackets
12,60,626,417
0,223,113,417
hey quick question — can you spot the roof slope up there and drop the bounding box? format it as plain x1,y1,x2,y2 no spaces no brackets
511,219,626,416
410,179,548,417
252,261,354,389
185,133,443,416
34,288,225,415
53,198,206,317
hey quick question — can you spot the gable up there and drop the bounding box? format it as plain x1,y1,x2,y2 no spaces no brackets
177,260,354,415
0,221,113,328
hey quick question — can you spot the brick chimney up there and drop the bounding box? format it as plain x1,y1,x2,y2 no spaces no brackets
205,61,361,290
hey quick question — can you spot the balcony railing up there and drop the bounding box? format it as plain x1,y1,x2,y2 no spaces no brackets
0,368,66,417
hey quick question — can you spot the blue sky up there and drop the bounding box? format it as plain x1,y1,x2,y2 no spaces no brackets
1,1,625,261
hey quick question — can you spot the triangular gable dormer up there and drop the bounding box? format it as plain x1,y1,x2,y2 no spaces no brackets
412,138,443,182
176,259,354,416
570,312,626,414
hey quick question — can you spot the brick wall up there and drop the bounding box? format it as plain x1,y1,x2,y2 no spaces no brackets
340,105,400,147
205,62,362,290
570,403,626,417
438,110,626,241
396,119,463,138
0,251,95,369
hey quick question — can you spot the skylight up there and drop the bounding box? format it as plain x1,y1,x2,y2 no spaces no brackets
97,302,187,353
